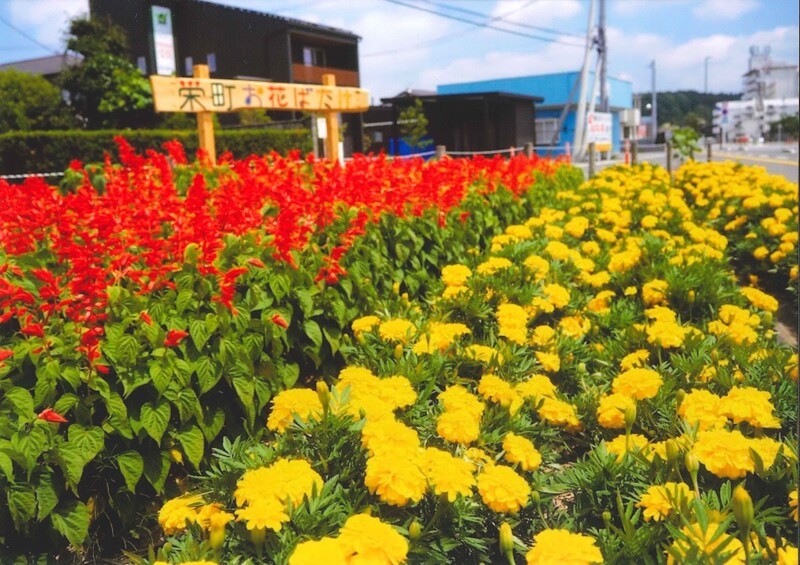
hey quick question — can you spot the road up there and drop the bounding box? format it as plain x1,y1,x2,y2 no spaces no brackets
574,142,799,183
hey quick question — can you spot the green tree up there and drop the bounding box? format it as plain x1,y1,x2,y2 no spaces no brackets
769,115,799,141
0,69,77,131
399,98,432,149
58,16,156,129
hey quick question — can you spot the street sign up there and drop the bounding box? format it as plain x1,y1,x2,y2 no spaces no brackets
150,66,369,163
586,111,613,152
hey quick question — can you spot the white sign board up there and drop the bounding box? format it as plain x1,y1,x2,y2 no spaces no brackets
152,6,176,76
586,111,613,151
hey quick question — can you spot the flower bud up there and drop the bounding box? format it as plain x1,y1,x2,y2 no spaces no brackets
392,282,401,295
675,389,686,408
499,522,514,555
763,312,773,327
409,520,422,541
624,403,637,430
394,343,404,360
687,290,696,304
531,490,541,506
316,381,330,413
732,484,754,533
250,526,266,549
209,524,226,552
666,439,680,463
602,511,612,529
685,451,700,475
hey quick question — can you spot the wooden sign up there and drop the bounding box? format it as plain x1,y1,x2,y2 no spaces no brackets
149,75,369,113
150,65,369,163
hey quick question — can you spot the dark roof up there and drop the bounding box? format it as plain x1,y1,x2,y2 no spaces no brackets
0,54,82,76
181,0,360,41
382,91,544,105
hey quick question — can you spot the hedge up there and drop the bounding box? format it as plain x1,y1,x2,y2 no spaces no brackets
0,128,312,176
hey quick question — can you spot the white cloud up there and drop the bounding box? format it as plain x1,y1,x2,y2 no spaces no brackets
692,0,759,20
9,0,88,46
490,0,583,26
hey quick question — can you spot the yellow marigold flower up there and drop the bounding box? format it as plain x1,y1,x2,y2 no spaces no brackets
236,497,289,532
524,254,550,280
608,248,641,273
463,447,493,469
545,224,564,240
377,375,417,409
537,397,581,431
620,349,649,371
378,319,415,343
596,393,637,429
361,418,420,457
421,447,475,502
581,270,611,288
413,322,471,354
525,529,603,565
677,389,727,431
665,521,745,565
442,285,469,299
624,286,638,296
496,303,529,345
564,216,590,238
267,388,322,432
586,290,615,314
646,320,687,349
234,459,323,508
692,429,756,479
352,315,381,336
439,385,485,418
476,256,513,275
749,436,782,470
645,306,678,323
542,283,570,309
753,246,770,260
465,344,503,364
612,368,663,400
441,264,472,287
535,350,561,373
637,482,693,522
559,315,591,339
788,353,800,382
364,453,426,506
790,265,798,281
790,489,798,522
516,374,557,401
778,546,799,565
581,240,601,256
545,240,571,261
506,224,533,239
437,410,481,444
196,503,233,531
476,464,530,513
530,296,555,315
338,514,409,565
640,214,658,229
605,434,650,462
158,494,203,535
478,374,522,411
596,228,617,243
502,432,542,471
740,286,779,313
642,279,669,306
719,386,781,428
530,325,556,347
289,537,348,565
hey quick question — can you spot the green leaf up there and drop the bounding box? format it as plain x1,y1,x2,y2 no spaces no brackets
173,358,193,387
50,499,90,548
174,389,201,424
219,338,238,366
175,425,204,469
269,273,291,301
0,452,14,481
116,451,143,492
198,407,225,442
113,334,140,367
149,361,172,394
295,288,315,317
3,387,34,417
279,362,300,388
232,376,255,425
36,467,60,521
67,424,105,460
53,393,79,416
11,425,47,471
189,320,211,351
176,288,194,313
303,319,323,350
143,449,171,493
55,443,88,491
7,483,36,530
195,356,221,395
140,400,171,444
60,365,82,390
323,326,341,355
105,393,132,439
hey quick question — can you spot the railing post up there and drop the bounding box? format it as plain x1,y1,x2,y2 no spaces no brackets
588,142,596,177
435,145,447,160
524,142,534,158
666,141,672,175
322,74,340,163
631,141,638,166
194,64,216,164
706,140,712,162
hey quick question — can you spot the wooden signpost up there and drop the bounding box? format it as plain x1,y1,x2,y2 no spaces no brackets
150,64,370,163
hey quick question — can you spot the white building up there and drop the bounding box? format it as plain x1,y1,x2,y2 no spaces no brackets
712,46,799,142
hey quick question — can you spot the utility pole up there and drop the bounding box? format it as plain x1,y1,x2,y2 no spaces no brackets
573,0,597,160
599,0,608,112
650,59,657,143
704,56,710,93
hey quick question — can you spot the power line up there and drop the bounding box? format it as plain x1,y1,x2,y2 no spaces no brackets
422,0,584,39
383,0,585,47
0,15,60,56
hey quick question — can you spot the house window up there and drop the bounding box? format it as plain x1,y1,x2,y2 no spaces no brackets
535,118,560,145
303,46,325,67
207,53,217,73
184,56,193,76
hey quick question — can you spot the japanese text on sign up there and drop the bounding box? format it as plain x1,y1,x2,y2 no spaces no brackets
150,76,369,113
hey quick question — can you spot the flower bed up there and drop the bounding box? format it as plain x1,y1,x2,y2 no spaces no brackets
148,162,798,564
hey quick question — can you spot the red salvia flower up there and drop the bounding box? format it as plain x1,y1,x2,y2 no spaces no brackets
38,408,68,424
0,349,13,363
140,311,153,325
271,313,289,329
164,329,189,347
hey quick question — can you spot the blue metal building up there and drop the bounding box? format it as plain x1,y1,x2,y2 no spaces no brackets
438,71,634,156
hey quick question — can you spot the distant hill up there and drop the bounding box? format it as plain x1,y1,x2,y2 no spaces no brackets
638,91,741,135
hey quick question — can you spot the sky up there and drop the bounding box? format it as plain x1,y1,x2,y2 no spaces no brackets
0,0,797,102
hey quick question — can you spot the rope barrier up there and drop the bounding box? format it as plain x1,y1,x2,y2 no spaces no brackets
447,146,523,156
0,171,65,180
